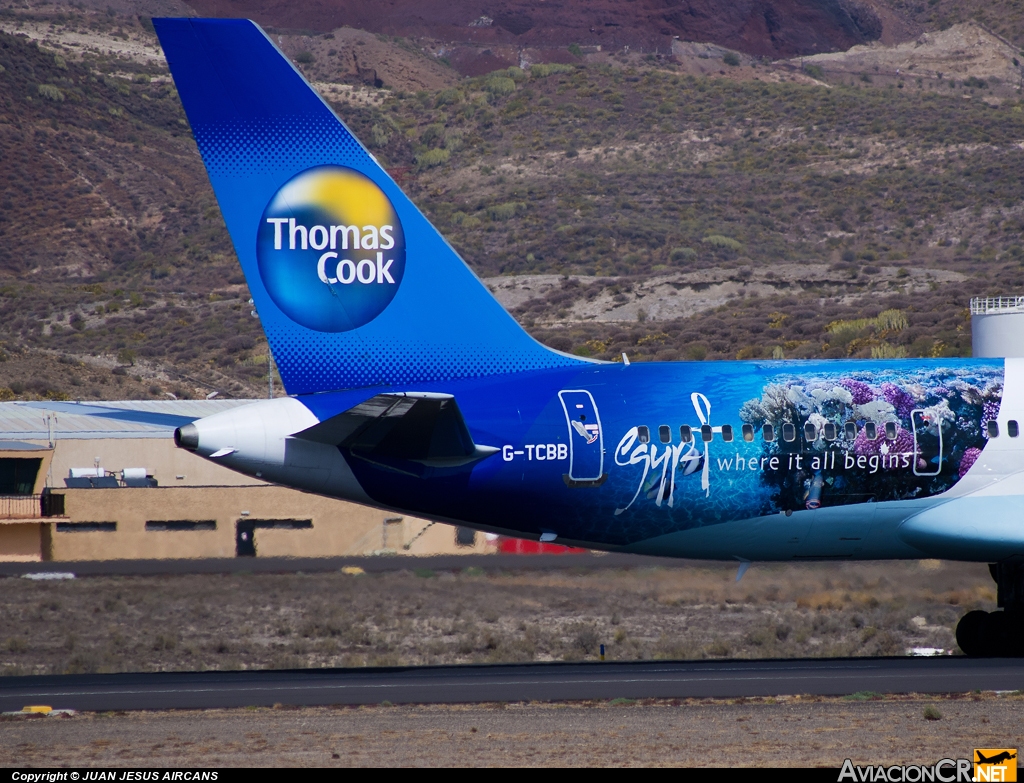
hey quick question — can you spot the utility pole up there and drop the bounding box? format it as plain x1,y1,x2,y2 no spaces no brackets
249,297,274,399
268,349,275,399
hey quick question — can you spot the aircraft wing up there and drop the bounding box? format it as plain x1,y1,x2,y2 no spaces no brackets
292,392,498,472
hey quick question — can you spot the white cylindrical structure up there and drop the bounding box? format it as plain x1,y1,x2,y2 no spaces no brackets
971,297,1024,358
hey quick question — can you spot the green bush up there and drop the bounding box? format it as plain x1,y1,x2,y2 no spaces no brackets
443,132,463,152
369,124,390,148
568,43,583,58
420,123,445,146
703,234,743,251
103,76,130,95
871,343,908,359
670,247,697,261
294,51,314,65
435,88,463,106
415,148,450,169
485,76,516,96
488,202,519,221
37,84,64,102
530,63,574,78
723,51,740,67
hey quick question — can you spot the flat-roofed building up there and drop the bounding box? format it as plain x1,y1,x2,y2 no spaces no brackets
0,400,489,561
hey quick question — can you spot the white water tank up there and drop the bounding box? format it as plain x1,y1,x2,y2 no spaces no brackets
971,296,1024,358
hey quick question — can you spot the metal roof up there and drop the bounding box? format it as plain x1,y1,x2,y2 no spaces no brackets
0,399,259,440
0,439,52,451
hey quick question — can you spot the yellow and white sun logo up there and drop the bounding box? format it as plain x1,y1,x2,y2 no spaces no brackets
256,165,406,333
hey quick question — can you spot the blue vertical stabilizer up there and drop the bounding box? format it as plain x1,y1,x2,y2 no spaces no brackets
154,18,585,394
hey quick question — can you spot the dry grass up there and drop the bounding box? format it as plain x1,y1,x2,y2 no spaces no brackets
0,560,995,676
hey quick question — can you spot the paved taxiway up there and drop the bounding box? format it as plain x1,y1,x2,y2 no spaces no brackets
2,657,1022,712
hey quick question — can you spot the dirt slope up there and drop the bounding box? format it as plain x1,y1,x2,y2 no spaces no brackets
799,22,1024,87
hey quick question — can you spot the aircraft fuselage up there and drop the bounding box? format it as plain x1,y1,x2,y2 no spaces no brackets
183,356,1024,563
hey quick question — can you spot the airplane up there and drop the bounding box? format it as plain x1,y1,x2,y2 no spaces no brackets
154,18,1024,658
976,751,1017,765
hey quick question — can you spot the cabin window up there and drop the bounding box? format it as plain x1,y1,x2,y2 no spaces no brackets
680,425,693,443
987,420,1000,439
659,425,671,444
803,422,817,442
721,424,734,443
782,423,796,442
844,421,857,440
741,424,755,442
701,424,713,443
823,422,837,441
762,424,775,442
1009,420,1019,438
864,422,877,441
885,422,897,440
638,426,650,444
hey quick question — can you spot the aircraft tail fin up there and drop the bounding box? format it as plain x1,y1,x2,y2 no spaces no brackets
153,18,585,394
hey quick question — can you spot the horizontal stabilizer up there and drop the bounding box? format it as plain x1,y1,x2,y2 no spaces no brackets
293,393,497,475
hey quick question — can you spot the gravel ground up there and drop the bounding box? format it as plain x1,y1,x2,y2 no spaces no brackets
2,694,1022,767
0,560,997,675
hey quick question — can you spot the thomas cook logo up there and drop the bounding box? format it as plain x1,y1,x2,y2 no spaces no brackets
257,165,406,332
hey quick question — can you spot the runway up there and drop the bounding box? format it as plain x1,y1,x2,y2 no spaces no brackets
2,657,1023,713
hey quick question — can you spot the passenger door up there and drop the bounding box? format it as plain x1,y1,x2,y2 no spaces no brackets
558,390,605,485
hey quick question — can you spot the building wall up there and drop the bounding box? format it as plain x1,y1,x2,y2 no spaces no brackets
44,438,263,489
49,485,490,560
0,521,45,561
0,435,494,561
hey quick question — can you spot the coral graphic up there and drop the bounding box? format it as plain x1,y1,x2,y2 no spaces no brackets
739,367,1002,511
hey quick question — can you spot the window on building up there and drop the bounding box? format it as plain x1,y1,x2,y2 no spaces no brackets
0,458,42,496
56,522,116,533
146,520,216,531
248,519,313,530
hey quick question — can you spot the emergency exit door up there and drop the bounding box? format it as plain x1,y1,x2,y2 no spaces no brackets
559,390,606,486
911,408,943,477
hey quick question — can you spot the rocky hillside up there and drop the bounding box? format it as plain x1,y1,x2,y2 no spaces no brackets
188,0,886,63
0,2,1020,402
